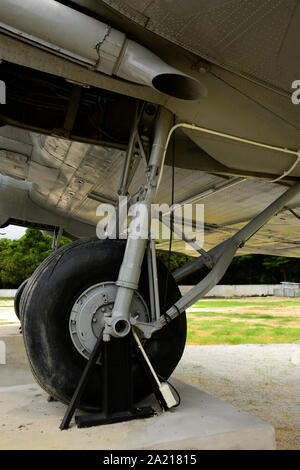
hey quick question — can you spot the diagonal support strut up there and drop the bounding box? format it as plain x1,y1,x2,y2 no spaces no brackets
132,180,300,339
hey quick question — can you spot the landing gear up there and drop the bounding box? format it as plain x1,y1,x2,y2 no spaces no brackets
21,239,186,410
19,104,300,428
14,279,28,320
19,106,188,423
15,226,63,321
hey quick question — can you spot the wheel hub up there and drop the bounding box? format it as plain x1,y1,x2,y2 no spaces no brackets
69,282,149,360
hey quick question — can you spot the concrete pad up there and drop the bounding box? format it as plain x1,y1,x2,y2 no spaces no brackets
0,328,34,387
0,328,276,450
0,380,276,450
0,326,28,367
0,306,19,325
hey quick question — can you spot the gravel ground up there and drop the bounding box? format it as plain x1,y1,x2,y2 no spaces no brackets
173,344,300,450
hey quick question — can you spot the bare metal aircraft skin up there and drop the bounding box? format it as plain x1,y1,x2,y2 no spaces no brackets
0,0,299,257
0,0,299,418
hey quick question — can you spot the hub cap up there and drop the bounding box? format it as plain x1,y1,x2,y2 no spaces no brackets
69,282,149,360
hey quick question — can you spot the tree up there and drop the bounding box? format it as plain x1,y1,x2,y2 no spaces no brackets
157,252,300,285
262,256,295,283
157,251,193,272
0,228,71,288
0,229,299,287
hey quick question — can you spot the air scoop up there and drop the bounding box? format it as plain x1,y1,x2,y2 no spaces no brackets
0,0,206,100
115,39,206,100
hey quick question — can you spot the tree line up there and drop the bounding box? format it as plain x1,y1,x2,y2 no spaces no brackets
0,228,299,288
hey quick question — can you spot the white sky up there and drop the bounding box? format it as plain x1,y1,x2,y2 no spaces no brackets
0,225,27,240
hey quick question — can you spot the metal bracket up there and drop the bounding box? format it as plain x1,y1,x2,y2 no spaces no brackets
130,317,158,339
118,104,150,197
51,226,63,252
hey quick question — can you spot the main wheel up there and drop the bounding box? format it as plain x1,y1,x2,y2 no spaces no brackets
14,279,28,320
21,238,186,410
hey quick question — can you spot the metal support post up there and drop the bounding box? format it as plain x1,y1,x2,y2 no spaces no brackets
103,107,173,340
150,237,161,320
147,243,155,322
60,329,104,430
51,226,63,251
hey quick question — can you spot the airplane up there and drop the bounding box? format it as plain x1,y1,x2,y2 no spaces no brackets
0,0,300,425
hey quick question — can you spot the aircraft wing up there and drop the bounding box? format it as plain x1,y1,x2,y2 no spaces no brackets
0,0,299,257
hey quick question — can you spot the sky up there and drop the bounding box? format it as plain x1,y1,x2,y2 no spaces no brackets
0,225,27,240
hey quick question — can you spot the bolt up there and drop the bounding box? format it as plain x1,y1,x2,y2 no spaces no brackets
101,307,106,313
92,318,97,323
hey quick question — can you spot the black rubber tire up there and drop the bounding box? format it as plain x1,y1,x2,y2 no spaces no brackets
14,279,28,320
21,238,186,410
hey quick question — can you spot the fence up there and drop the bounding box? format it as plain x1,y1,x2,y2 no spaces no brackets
1,284,299,298
179,284,299,298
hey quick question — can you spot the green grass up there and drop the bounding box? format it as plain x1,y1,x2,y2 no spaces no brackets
186,298,300,345
191,310,268,319
186,321,300,345
190,310,296,322
1,297,299,345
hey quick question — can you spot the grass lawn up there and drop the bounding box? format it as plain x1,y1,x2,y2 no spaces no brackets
1,297,299,345
186,298,300,345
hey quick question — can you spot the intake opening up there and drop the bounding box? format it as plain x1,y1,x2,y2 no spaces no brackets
152,73,207,100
